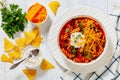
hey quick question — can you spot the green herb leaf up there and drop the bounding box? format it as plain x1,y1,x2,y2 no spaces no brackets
78,34,81,38
10,4,18,11
66,28,69,32
86,52,91,59
74,40,77,43
0,1,4,7
0,3,28,38
79,22,83,27
72,47,77,57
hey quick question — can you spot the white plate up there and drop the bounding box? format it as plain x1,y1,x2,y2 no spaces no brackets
47,6,117,73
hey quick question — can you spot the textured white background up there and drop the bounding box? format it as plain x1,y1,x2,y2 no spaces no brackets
0,0,120,80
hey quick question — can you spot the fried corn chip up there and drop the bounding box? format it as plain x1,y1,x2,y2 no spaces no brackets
8,46,21,59
15,38,25,49
31,33,43,47
1,54,13,63
48,1,60,15
13,46,21,59
4,38,15,52
23,69,37,80
8,51,21,59
24,32,33,45
40,59,55,70
29,27,39,39
24,27,39,45
8,52,15,60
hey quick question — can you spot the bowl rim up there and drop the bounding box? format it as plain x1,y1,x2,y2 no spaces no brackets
57,15,109,65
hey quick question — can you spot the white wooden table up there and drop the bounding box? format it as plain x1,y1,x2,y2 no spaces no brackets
0,0,120,80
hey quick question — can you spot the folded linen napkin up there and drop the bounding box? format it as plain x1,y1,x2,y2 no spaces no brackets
59,7,120,80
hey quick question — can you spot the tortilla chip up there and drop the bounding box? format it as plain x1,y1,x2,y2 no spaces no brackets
23,69,37,80
8,51,21,59
8,52,15,60
24,27,39,45
8,46,21,59
40,59,55,70
13,47,21,59
15,38,25,49
29,27,39,39
13,46,21,59
24,32,33,45
31,33,43,47
1,54,13,63
48,1,60,15
4,38,15,52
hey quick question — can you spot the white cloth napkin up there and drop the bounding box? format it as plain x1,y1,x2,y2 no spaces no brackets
59,6,120,80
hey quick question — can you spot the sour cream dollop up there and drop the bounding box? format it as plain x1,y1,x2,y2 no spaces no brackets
70,32,86,48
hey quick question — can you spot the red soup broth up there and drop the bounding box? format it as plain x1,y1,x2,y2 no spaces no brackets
59,17,106,63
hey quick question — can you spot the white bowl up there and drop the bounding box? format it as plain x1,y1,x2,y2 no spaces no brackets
22,46,43,69
57,15,109,73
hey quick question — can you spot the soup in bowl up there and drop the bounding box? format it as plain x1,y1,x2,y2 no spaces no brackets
58,16,107,63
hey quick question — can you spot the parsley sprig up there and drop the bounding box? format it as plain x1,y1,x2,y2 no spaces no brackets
0,2,28,38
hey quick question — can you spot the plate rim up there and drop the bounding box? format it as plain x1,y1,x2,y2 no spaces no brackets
47,6,117,73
